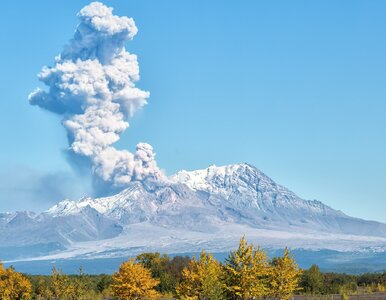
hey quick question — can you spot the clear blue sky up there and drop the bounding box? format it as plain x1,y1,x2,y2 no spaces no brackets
1,0,386,222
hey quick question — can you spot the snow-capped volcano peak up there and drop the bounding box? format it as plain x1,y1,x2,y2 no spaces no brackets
3,163,386,262
171,163,321,213
48,163,337,222
172,163,277,193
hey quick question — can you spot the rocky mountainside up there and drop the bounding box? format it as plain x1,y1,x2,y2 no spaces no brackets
1,163,386,261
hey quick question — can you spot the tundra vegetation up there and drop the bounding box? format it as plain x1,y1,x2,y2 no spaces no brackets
1,238,386,299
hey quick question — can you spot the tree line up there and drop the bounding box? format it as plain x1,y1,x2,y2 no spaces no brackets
1,237,386,299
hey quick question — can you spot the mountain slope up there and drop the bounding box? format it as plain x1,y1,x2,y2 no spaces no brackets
2,163,386,261
172,164,386,237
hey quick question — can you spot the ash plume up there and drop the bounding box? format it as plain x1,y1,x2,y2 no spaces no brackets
29,2,163,195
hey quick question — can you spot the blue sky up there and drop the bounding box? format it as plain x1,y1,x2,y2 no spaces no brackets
1,0,386,221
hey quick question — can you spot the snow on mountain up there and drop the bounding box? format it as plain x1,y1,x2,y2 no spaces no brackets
2,163,386,261
171,164,386,237
171,163,336,216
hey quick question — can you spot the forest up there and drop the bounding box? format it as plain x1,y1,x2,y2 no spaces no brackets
1,237,386,300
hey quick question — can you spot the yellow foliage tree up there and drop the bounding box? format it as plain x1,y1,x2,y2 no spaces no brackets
112,259,160,300
0,262,32,300
49,267,77,299
34,278,53,300
176,251,224,300
377,283,386,292
222,237,270,299
269,248,302,300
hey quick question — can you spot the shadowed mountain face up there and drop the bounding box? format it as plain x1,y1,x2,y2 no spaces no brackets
2,163,386,261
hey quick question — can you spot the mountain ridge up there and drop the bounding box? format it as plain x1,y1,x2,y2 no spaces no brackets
1,163,386,262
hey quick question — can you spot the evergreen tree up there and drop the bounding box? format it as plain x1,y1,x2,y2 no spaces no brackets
96,275,113,293
222,237,270,299
136,252,191,295
176,251,224,300
269,248,302,300
136,252,170,277
301,264,323,294
112,259,160,300
136,252,172,293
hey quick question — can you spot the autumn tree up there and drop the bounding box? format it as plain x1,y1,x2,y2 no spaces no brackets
269,248,302,300
222,237,270,299
112,259,160,300
33,277,53,300
49,267,77,299
176,251,224,300
0,262,32,300
72,267,91,299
